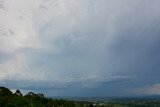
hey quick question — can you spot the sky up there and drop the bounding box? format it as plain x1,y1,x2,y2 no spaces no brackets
0,0,160,97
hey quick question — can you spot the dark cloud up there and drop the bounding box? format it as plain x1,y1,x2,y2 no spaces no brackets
0,0,160,97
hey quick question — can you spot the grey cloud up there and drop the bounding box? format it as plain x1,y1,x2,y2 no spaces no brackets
0,0,160,97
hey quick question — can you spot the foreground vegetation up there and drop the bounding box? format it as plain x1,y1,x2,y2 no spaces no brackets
0,86,92,107
1,86,160,107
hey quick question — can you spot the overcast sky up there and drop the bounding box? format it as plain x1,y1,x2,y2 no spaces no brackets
0,0,160,97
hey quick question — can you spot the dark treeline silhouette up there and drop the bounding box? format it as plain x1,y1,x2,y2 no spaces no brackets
1,86,160,107
0,86,93,107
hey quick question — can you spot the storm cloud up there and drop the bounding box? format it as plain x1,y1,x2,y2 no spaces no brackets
0,0,160,97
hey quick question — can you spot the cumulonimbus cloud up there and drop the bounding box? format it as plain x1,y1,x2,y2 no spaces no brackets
0,0,160,96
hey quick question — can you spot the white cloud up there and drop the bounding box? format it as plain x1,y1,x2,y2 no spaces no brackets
0,0,107,82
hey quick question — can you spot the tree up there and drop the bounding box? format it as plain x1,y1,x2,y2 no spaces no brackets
0,86,12,96
14,89,23,97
